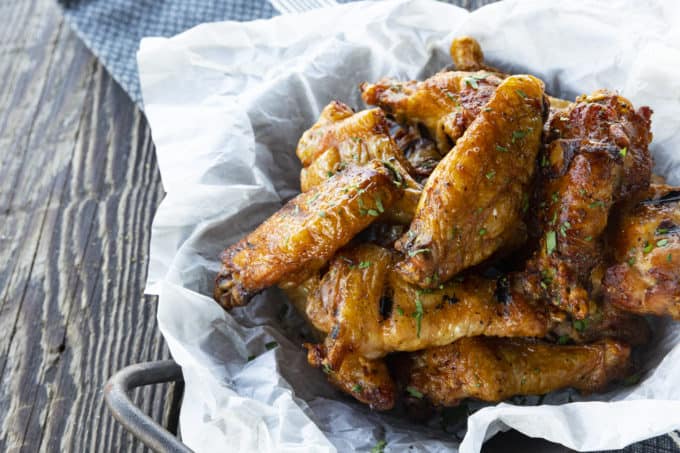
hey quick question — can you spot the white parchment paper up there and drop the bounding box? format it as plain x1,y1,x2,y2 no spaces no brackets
137,1,680,451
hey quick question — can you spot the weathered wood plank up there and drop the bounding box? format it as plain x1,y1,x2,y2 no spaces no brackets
0,0,175,451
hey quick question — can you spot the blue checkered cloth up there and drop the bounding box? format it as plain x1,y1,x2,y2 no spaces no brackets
56,1,680,452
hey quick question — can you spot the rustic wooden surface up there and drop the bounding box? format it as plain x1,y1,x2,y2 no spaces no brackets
0,0,178,451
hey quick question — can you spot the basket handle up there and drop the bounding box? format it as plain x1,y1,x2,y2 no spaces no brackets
104,360,192,453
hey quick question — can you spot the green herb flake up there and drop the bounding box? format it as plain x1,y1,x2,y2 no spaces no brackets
551,192,559,203
318,211,326,218
326,171,334,177
628,256,636,266
247,355,256,362
619,147,628,158
516,89,528,99
479,228,487,236
546,231,557,255
322,363,333,374
265,341,278,350
668,253,673,263
512,129,528,143
396,306,404,316
573,319,586,331
464,77,479,89
375,197,385,213
358,261,371,269
485,170,496,180
406,386,424,399
589,200,605,209
352,384,363,393
557,335,571,345
657,239,669,247
484,107,494,112
367,209,380,217
584,236,593,242
496,144,508,153
541,154,549,167
657,227,669,234
643,242,654,253
371,440,387,453
413,299,424,338
408,248,431,257
521,193,529,213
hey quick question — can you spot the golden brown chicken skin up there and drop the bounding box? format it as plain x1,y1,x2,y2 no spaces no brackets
296,101,422,224
282,277,397,410
214,161,401,309
395,75,546,288
361,70,504,154
603,184,680,319
524,92,653,319
307,244,549,369
405,337,631,407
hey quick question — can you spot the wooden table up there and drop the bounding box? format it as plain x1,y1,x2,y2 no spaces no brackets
0,0,178,450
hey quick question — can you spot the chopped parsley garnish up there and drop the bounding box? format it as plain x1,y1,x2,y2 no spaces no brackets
367,209,380,217
406,386,424,398
557,335,571,345
496,144,508,152
371,440,387,453
484,107,494,112
589,200,605,209
512,129,528,143
573,319,587,331
358,261,371,269
643,242,654,253
413,299,424,337
619,147,628,158
318,211,326,218
265,341,278,350
668,253,673,262
247,355,256,362
657,239,669,247
521,193,529,213
352,384,363,393
516,89,528,98
584,236,593,242
479,228,487,236
657,227,669,234
375,197,384,213
408,248,431,257
628,256,636,266
559,221,571,237
546,231,557,255
552,192,559,203
485,170,496,180
464,77,479,89
541,154,549,167
322,363,333,374
396,306,404,316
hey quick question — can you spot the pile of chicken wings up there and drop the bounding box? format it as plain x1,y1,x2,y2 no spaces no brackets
213,37,679,412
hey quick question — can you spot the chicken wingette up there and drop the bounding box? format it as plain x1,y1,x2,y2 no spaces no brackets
525,91,653,318
603,184,680,319
296,101,422,223
214,161,401,309
281,276,396,410
361,70,504,154
395,75,547,288
404,337,631,406
305,244,549,370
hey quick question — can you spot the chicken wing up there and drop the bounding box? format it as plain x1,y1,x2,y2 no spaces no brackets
395,75,546,288
524,91,653,319
296,101,422,223
603,184,680,319
306,244,549,369
385,118,441,179
214,161,401,309
282,277,397,410
405,337,631,406
361,70,504,154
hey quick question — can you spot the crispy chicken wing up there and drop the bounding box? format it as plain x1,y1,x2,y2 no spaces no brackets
405,337,631,406
214,161,401,309
395,75,546,288
603,184,680,319
361,70,504,154
296,101,422,223
282,277,397,410
307,244,549,368
525,91,653,318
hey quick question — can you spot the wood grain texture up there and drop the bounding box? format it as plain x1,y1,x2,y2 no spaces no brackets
0,0,175,451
